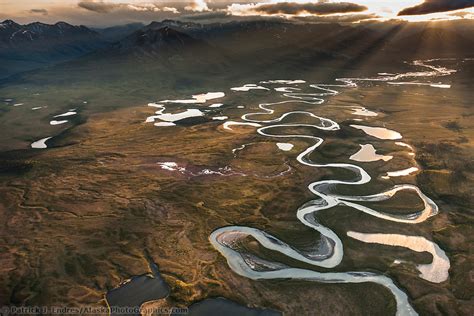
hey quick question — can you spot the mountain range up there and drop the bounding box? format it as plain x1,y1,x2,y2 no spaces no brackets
0,20,98,44
0,20,106,78
92,23,145,42
0,18,473,81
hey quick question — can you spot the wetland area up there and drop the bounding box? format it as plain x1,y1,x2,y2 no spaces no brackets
0,18,473,316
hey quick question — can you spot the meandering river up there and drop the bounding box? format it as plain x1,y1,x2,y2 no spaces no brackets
138,59,457,315
207,60,454,316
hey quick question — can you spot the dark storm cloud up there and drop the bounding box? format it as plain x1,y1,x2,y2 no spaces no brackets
253,2,367,16
29,9,49,16
181,11,230,21
77,0,174,13
293,12,378,23
77,0,215,15
398,0,474,16
78,1,120,13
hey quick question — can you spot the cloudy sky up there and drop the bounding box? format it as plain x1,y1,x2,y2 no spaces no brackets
1,0,473,26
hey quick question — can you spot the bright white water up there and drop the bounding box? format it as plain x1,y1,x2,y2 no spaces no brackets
260,80,306,84
275,87,301,92
352,107,378,117
157,162,180,171
50,120,68,126
231,84,269,92
155,109,204,122
350,144,393,162
54,111,77,118
145,60,454,315
347,231,449,283
395,142,414,150
276,143,294,151
31,137,52,149
145,103,204,124
383,167,419,179
157,162,245,177
154,122,176,127
160,92,224,104
387,82,451,89
350,124,402,140
208,60,454,316
212,116,228,121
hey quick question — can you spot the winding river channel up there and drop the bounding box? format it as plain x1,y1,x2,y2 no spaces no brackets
209,60,455,316
144,59,456,316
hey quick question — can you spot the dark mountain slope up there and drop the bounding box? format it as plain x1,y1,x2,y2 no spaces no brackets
83,24,230,69
0,20,107,79
93,23,145,42
1,24,232,99
0,20,98,45
112,26,205,53
2,19,473,95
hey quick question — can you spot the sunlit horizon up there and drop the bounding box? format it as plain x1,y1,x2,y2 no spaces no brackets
1,0,473,26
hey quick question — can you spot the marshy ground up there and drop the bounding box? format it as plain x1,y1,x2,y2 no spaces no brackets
0,59,473,315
